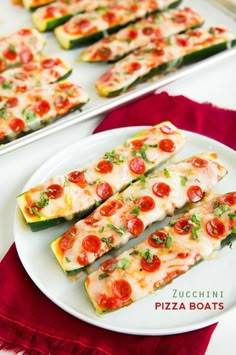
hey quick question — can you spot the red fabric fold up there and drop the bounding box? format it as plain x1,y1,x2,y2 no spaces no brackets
0,92,235,355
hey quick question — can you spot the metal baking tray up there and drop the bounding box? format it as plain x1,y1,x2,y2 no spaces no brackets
0,0,236,156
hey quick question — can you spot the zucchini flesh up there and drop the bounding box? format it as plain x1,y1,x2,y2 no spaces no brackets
50,152,227,276
17,121,186,231
81,7,204,63
95,27,236,97
32,0,114,32
54,0,183,49
84,192,236,314
23,0,55,11
0,81,89,144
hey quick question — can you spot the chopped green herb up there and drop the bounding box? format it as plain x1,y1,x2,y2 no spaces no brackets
214,203,230,217
132,144,154,164
165,235,172,249
98,273,110,280
65,257,71,263
64,176,69,187
94,199,101,207
34,193,49,209
131,205,140,216
2,81,13,90
28,207,41,218
169,220,177,226
152,235,164,244
113,258,129,270
123,195,137,202
191,214,200,226
164,168,171,178
0,104,8,119
140,249,153,263
23,108,37,122
99,226,105,233
107,223,126,236
8,44,16,53
180,175,187,186
192,226,200,240
232,226,236,234
228,213,236,220
139,174,146,189
103,150,125,164
101,237,113,247
129,249,139,256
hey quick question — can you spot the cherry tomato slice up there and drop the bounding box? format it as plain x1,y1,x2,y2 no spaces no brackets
148,230,168,248
206,217,226,238
34,100,51,116
59,235,76,252
100,199,122,217
41,58,57,69
191,157,208,168
3,49,17,61
218,192,236,206
77,252,89,266
152,182,171,198
187,185,203,203
0,59,7,72
19,48,33,64
158,139,175,152
9,118,25,133
82,235,101,253
137,195,155,212
126,217,144,236
68,171,87,188
98,294,122,311
84,215,99,226
160,125,174,135
173,218,193,235
129,139,146,151
102,11,116,25
46,184,63,199
177,252,190,259
142,27,154,36
96,160,113,174
96,182,113,200
127,29,138,40
26,203,42,217
129,157,146,175
6,97,19,108
141,255,161,272
94,47,112,60
55,96,70,110
112,279,132,301
127,61,142,74
18,28,32,36
99,70,113,83
101,258,118,273
14,72,28,81
65,19,91,35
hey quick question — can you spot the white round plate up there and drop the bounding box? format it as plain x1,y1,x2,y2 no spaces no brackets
14,126,236,335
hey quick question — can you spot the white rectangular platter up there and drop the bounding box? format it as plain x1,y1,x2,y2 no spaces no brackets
0,0,236,156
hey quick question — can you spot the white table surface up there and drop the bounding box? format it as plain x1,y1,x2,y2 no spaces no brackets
1,54,236,355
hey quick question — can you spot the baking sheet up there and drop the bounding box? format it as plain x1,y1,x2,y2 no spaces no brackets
0,0,236,156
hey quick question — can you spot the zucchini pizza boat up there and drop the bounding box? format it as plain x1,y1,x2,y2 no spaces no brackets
0,81,89,144
32,0,116,32
95,26,236,97
51,152,227,277
23,0,55,11
54,0,182,49
0,57,71,97
85,191,236,313
0,28,45,73
81,7,204,63
17,122,185,231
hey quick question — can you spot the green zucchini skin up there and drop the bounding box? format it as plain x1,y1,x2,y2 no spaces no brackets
33,14,73,32
23,0,55,11
105,39,236,97
55,0,183,49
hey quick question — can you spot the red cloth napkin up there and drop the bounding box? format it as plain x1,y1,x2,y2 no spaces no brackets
1,92,235,355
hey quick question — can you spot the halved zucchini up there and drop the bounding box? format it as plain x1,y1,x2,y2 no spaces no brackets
22,0,55,11
54,0,183,49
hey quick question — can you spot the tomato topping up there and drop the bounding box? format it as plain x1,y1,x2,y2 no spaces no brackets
68,171,87,188
151,48,165,57
152,182,171,198
82,235,101,253
148,230,168,248
23,63,38,71
177,252,190,259
129,139,146,150
59,235,76,252
127,28,138,40
142,27,154,36
96,182,113,200
34,100,51,116
6,97,18,108
41,58,57,69
55,96,70,110
43,6,57,19
206,217,226,239
126,217,144,236
0,76,4,84
3,48,17,61
77,252,89,266
96,160,113,174
100,199,122,217
93,47,112,60
187,185,203,203
18,28,32,36
102,11,116,25
127,61,142,74
0,131,6,140
98,294,121,311
191,157,208,168
26,203,42,217
9,118,25,133
19,49,33,64
218,192,236,206
160,125,174,135
173,218,193,235
159,139,175,152
0,59,7,72
141,255,161,272
65,18,91,35
99,70,113,83
16,85,27,93
137,196,155,212
45,184,63,199
176,37,189,47
172,14,186,23
129,157,146,175
101,258,118,273
84,216,99,226
112,279,132,301
14,72,28,81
